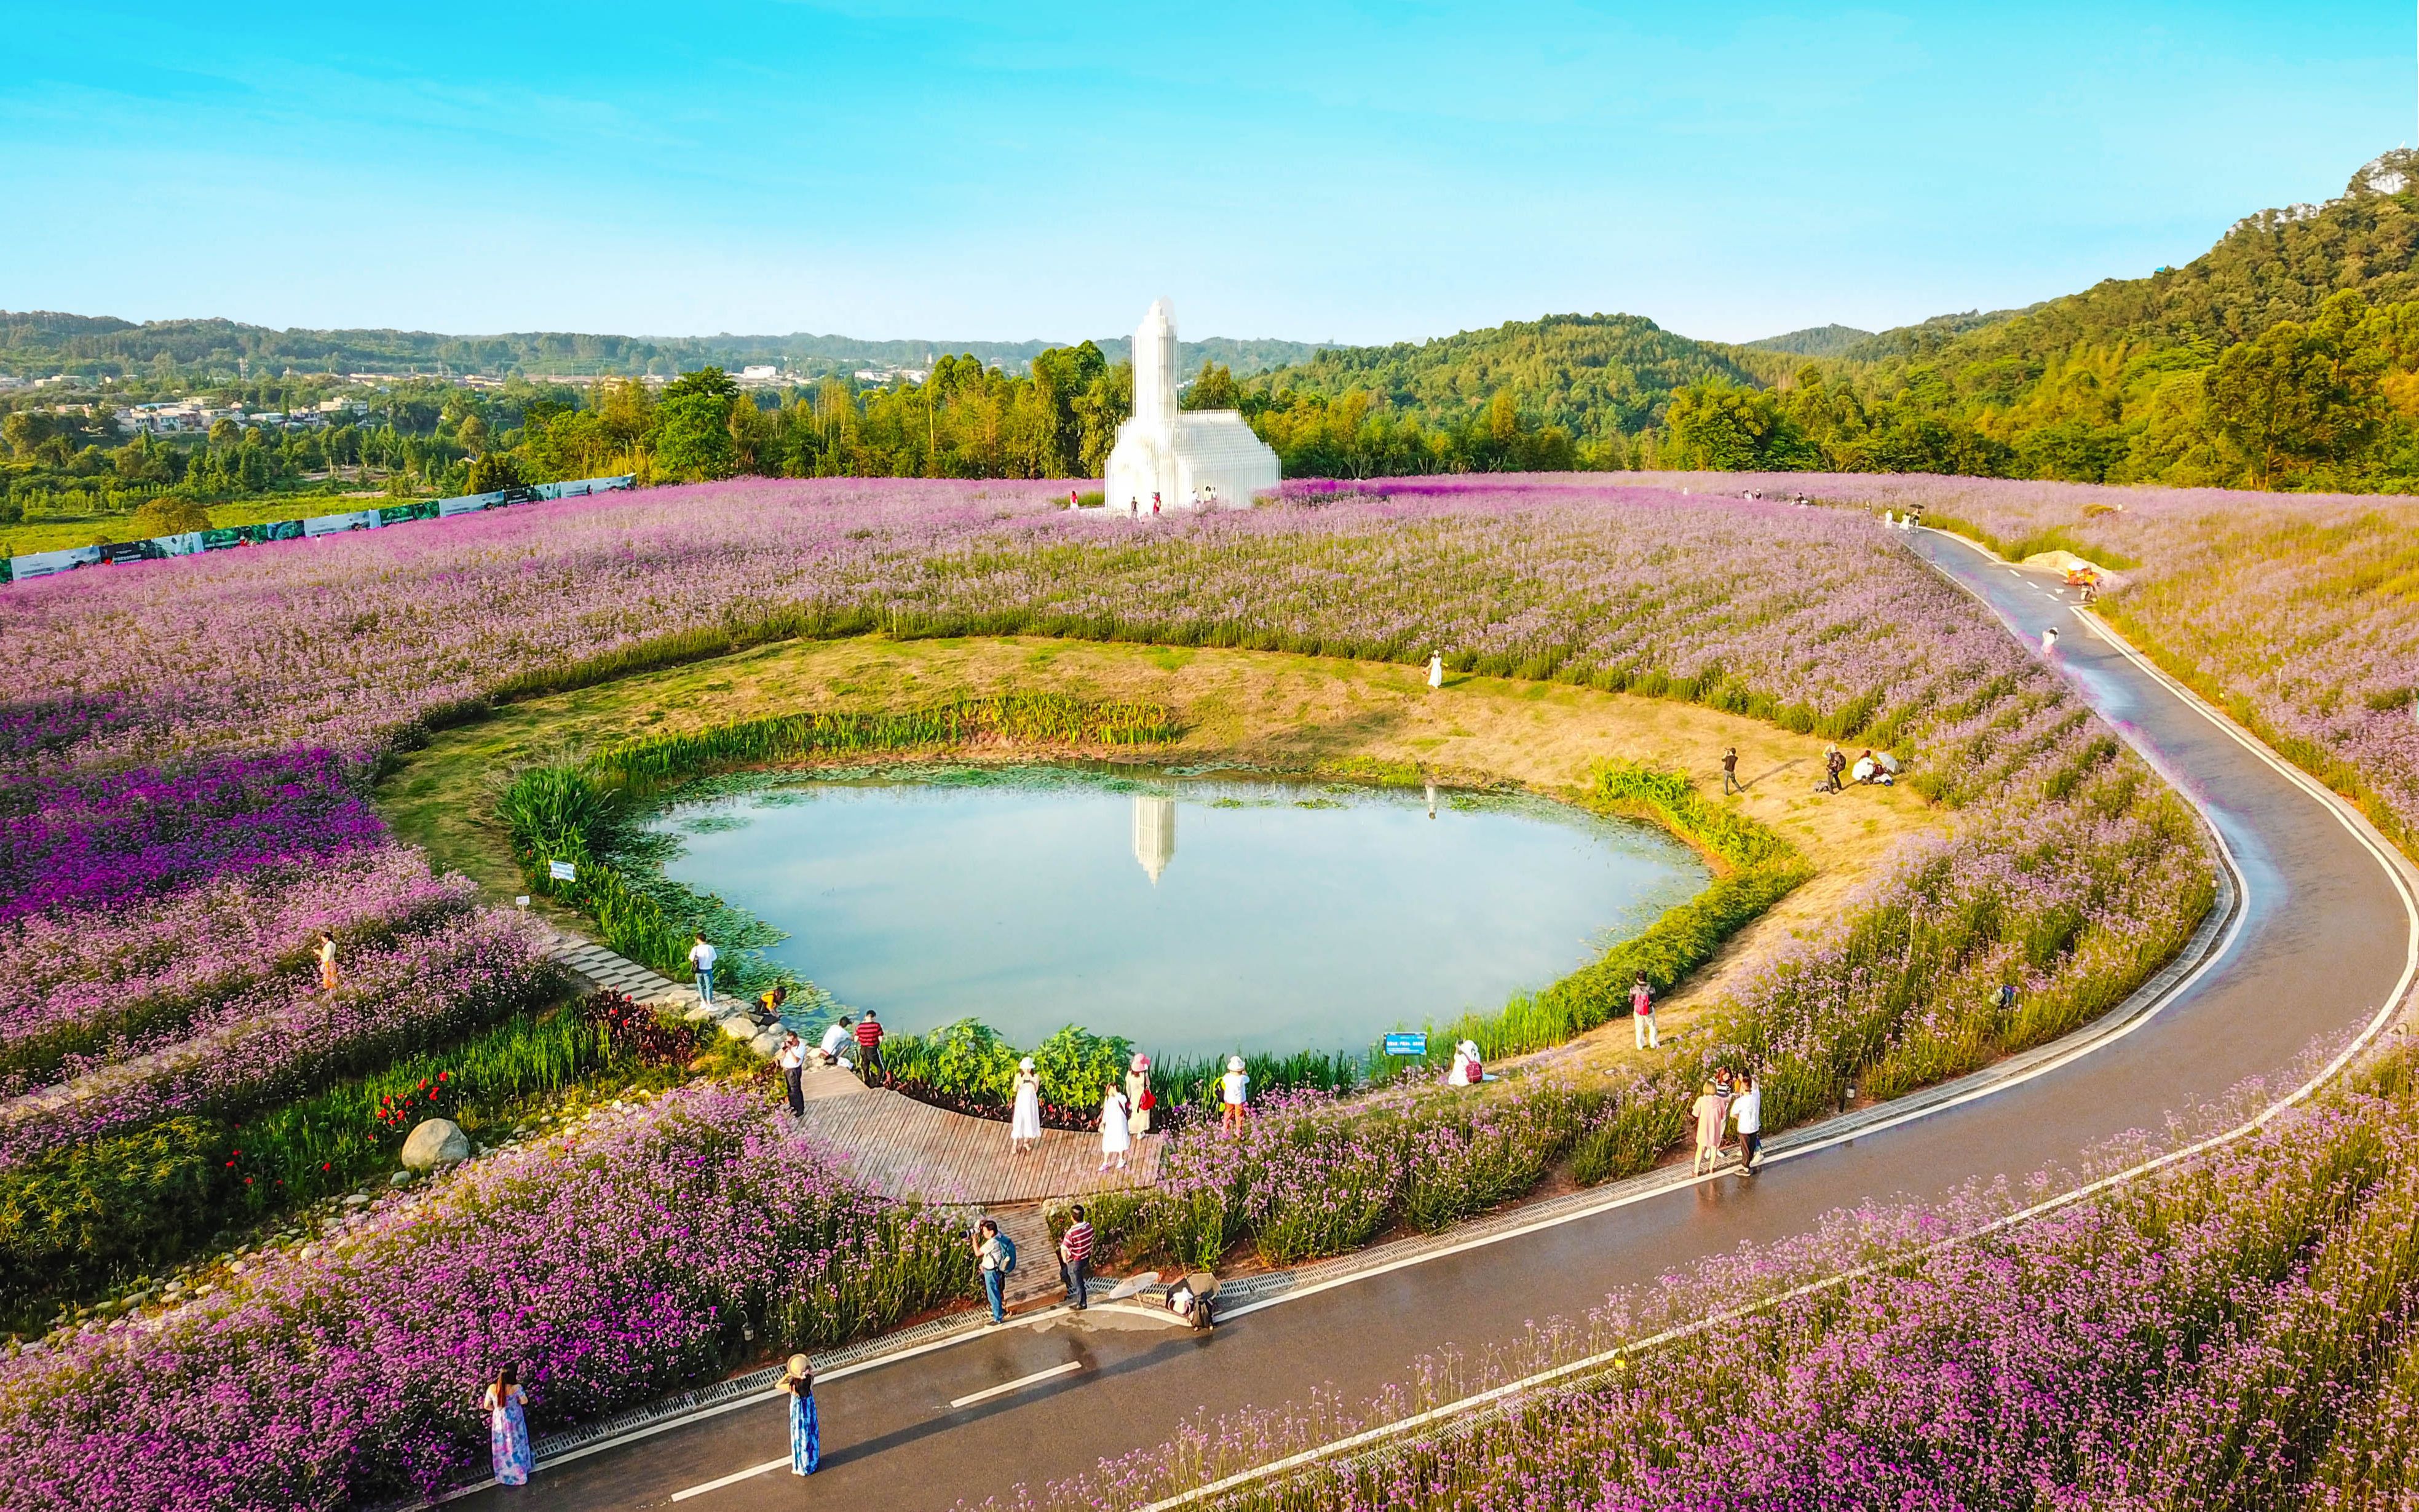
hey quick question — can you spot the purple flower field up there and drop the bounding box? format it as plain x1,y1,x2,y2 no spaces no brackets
1637,470,2419,860
1026,1057,2419,1512
0,1086,972,1512
0,473,2235,1506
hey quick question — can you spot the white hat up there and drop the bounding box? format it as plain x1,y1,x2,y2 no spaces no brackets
1228,1055,1245,1072
1019,1056,1035,1072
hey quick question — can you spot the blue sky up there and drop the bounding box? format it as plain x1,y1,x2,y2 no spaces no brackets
2,2,2411,346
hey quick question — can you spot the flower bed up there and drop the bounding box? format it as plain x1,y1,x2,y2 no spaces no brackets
0,1085,972,1512
0,847,475,1091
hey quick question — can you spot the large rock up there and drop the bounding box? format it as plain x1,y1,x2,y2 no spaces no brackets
400,1118,471,1171
748,1030,783,1058
718,1015,758,1040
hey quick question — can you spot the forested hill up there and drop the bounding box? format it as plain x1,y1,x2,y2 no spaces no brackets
0,312,1321,382
1742,324,1872,357
1233,313,1770,470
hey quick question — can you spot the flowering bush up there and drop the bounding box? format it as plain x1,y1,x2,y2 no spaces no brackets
574,988,698,1067
0,1087,972,1512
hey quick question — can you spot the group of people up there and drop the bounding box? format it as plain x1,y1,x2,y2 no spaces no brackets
1821,744,1899,792
1690,1066,1764,1176
771,1009,889,1115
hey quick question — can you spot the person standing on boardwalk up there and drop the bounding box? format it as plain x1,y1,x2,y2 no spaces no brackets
781,1355,820,1475
853,1008,885,1080
481,1364,533,1487
1221,1055,1250,1130
1692,1081,1730,1176
1098,1082,1132,1173
1427,651,1445,690
687,933,718,1007
1721,747,1741,796
316,932,339,991
1125,1053,1154,1138
1730,1072,1764,1174
1059,1205,1094,1310
1631,974,1657,1050
818,1015,853,1067
1010,1056,1043,1152
974,1219,1010,1324
777,1032,807,1117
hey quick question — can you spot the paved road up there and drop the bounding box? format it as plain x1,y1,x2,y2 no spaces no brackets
467,531,2415,1512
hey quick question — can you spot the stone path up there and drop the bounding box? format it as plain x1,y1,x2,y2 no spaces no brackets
788,1085,1166,1205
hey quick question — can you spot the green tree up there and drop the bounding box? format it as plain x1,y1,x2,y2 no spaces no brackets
129,496,213,535
654,392,737,481
465,453,526,493
2206,292,2386,487
1665,382,1818,471
1182,360,1241,410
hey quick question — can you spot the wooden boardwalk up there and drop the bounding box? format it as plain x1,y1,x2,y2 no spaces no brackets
791,1079,1167,1205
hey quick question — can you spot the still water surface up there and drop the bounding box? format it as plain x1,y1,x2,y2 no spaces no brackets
650,767,1708,1058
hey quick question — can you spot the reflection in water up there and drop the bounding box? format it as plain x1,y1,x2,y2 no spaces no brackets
1132,795,1176,884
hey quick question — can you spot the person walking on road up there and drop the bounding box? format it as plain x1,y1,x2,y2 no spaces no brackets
1098,1082,1132,1173
1010,1056,1043,1152
1721,747,1741,796
777,1031,807,1117
316,932,340,992
1692,1080,1730,1176
1221,1055,1251,1130
853,1008,885,1080
1631,974,1657,1050
1730,1071,1763,1174
974,1218,1011,1324
2042,626,2060,654
1059,1205,1094,1310
782,1355,820,1475
481,1364,534,1487
687,933,718,1007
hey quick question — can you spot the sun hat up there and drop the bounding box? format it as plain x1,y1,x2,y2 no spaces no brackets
1020,1056,1035,1072
1228,1055,1245,1072
785,1353,810,1377
1131,1052,1150,1071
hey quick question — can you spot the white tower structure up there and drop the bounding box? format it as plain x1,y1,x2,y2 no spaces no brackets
1103,299,1280,512
1131,795,1176,884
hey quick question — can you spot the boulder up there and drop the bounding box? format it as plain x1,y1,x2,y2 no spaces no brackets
718,1015,758,1041
748,1030,783,1058
400,1118,471,1171
683,1003,718,1023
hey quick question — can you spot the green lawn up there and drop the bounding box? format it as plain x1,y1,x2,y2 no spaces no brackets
3,493,435,558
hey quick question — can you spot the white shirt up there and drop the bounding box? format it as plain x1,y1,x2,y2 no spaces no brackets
1730,1088,1762,1134
1221,1071,1249,1105
688,941,718,970
819,1023,851,1058
776,1040,804,1071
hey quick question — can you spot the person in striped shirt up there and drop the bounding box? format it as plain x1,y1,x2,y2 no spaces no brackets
852,1009,885,1080
1058,1206,1093,1311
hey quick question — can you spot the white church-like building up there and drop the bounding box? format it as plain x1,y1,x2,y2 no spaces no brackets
1103,299,1280,512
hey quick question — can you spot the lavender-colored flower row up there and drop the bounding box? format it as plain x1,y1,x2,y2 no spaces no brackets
0,847,474,1091
0,746,383,924
1039,1066,2419,1512
0,1085,973,1512
0,908,561,1165
0,478,2062,788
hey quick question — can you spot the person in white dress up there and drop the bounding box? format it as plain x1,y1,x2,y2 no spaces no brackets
1098,1082,1132,1172
1010,1056,1043,1153
1427,652,1444,690
1446,1039,1483,1086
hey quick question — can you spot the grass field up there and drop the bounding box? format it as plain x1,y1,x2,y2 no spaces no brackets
2,491,426,557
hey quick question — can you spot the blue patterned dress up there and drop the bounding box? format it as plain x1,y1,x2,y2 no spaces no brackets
789,1385,821,1475
489,1384,534,1486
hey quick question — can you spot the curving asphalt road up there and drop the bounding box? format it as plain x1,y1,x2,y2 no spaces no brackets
462,529,2417,1512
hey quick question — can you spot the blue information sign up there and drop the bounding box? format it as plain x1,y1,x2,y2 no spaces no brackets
1383,1032,1429,1058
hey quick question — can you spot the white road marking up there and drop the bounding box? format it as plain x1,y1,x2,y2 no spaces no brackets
949,1359,1082,1408
670,1455,789,1501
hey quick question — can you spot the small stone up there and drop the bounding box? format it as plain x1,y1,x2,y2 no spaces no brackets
683,1004,717,1023
400,1118,471,1171
389,1170,415,1187
299,1245,319,1262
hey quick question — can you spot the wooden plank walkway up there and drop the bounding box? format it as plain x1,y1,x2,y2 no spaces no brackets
792,1084,1167,1205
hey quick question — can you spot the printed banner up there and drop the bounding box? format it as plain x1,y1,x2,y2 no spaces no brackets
303,509,384,538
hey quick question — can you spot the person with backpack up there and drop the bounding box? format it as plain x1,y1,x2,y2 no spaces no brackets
974,1218,1015,1324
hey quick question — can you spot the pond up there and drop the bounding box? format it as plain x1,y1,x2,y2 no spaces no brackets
647,766,1709,1059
